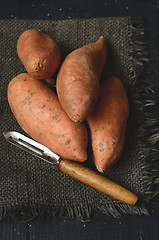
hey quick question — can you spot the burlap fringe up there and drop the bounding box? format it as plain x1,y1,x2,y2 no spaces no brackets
1,17,159,222
129,17,159,200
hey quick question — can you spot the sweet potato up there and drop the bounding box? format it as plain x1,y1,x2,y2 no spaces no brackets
87,76,129,172
56,36,107,123
17,29,61,79
8,73,88,162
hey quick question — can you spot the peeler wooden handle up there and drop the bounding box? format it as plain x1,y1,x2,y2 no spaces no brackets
59,159,138,205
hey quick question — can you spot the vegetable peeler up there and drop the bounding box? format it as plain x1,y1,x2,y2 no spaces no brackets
3,131,138,205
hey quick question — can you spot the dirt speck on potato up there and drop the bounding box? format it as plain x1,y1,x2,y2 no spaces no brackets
52,115,60,121
42,104,46,108
112,136,118,145
65,139,71,145
23,96,32,105
49,108,57,111
98,142,105,152
30,91,36,96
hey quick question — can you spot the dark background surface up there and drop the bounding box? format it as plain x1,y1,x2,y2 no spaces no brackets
0,0,159,239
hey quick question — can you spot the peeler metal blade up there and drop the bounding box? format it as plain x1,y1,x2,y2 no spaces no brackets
3,131,61,165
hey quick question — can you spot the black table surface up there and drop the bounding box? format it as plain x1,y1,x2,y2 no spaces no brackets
0,0,159,239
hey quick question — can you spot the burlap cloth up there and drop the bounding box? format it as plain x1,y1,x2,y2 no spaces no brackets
0,17,158,221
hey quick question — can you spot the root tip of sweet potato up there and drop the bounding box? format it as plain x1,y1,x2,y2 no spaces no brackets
70,116,83,124
96,166,106,173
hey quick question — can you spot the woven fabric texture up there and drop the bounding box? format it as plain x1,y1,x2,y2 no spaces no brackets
0,17,156,220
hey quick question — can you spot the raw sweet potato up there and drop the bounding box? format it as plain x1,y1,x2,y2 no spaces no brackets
56,36,107,123
17,29,61,79
8,73,88,162
87,76,129,172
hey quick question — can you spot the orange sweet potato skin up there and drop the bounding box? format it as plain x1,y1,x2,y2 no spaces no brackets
8,73,88,162
56,37,107,123
87,76,129,172
17,29,61,79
